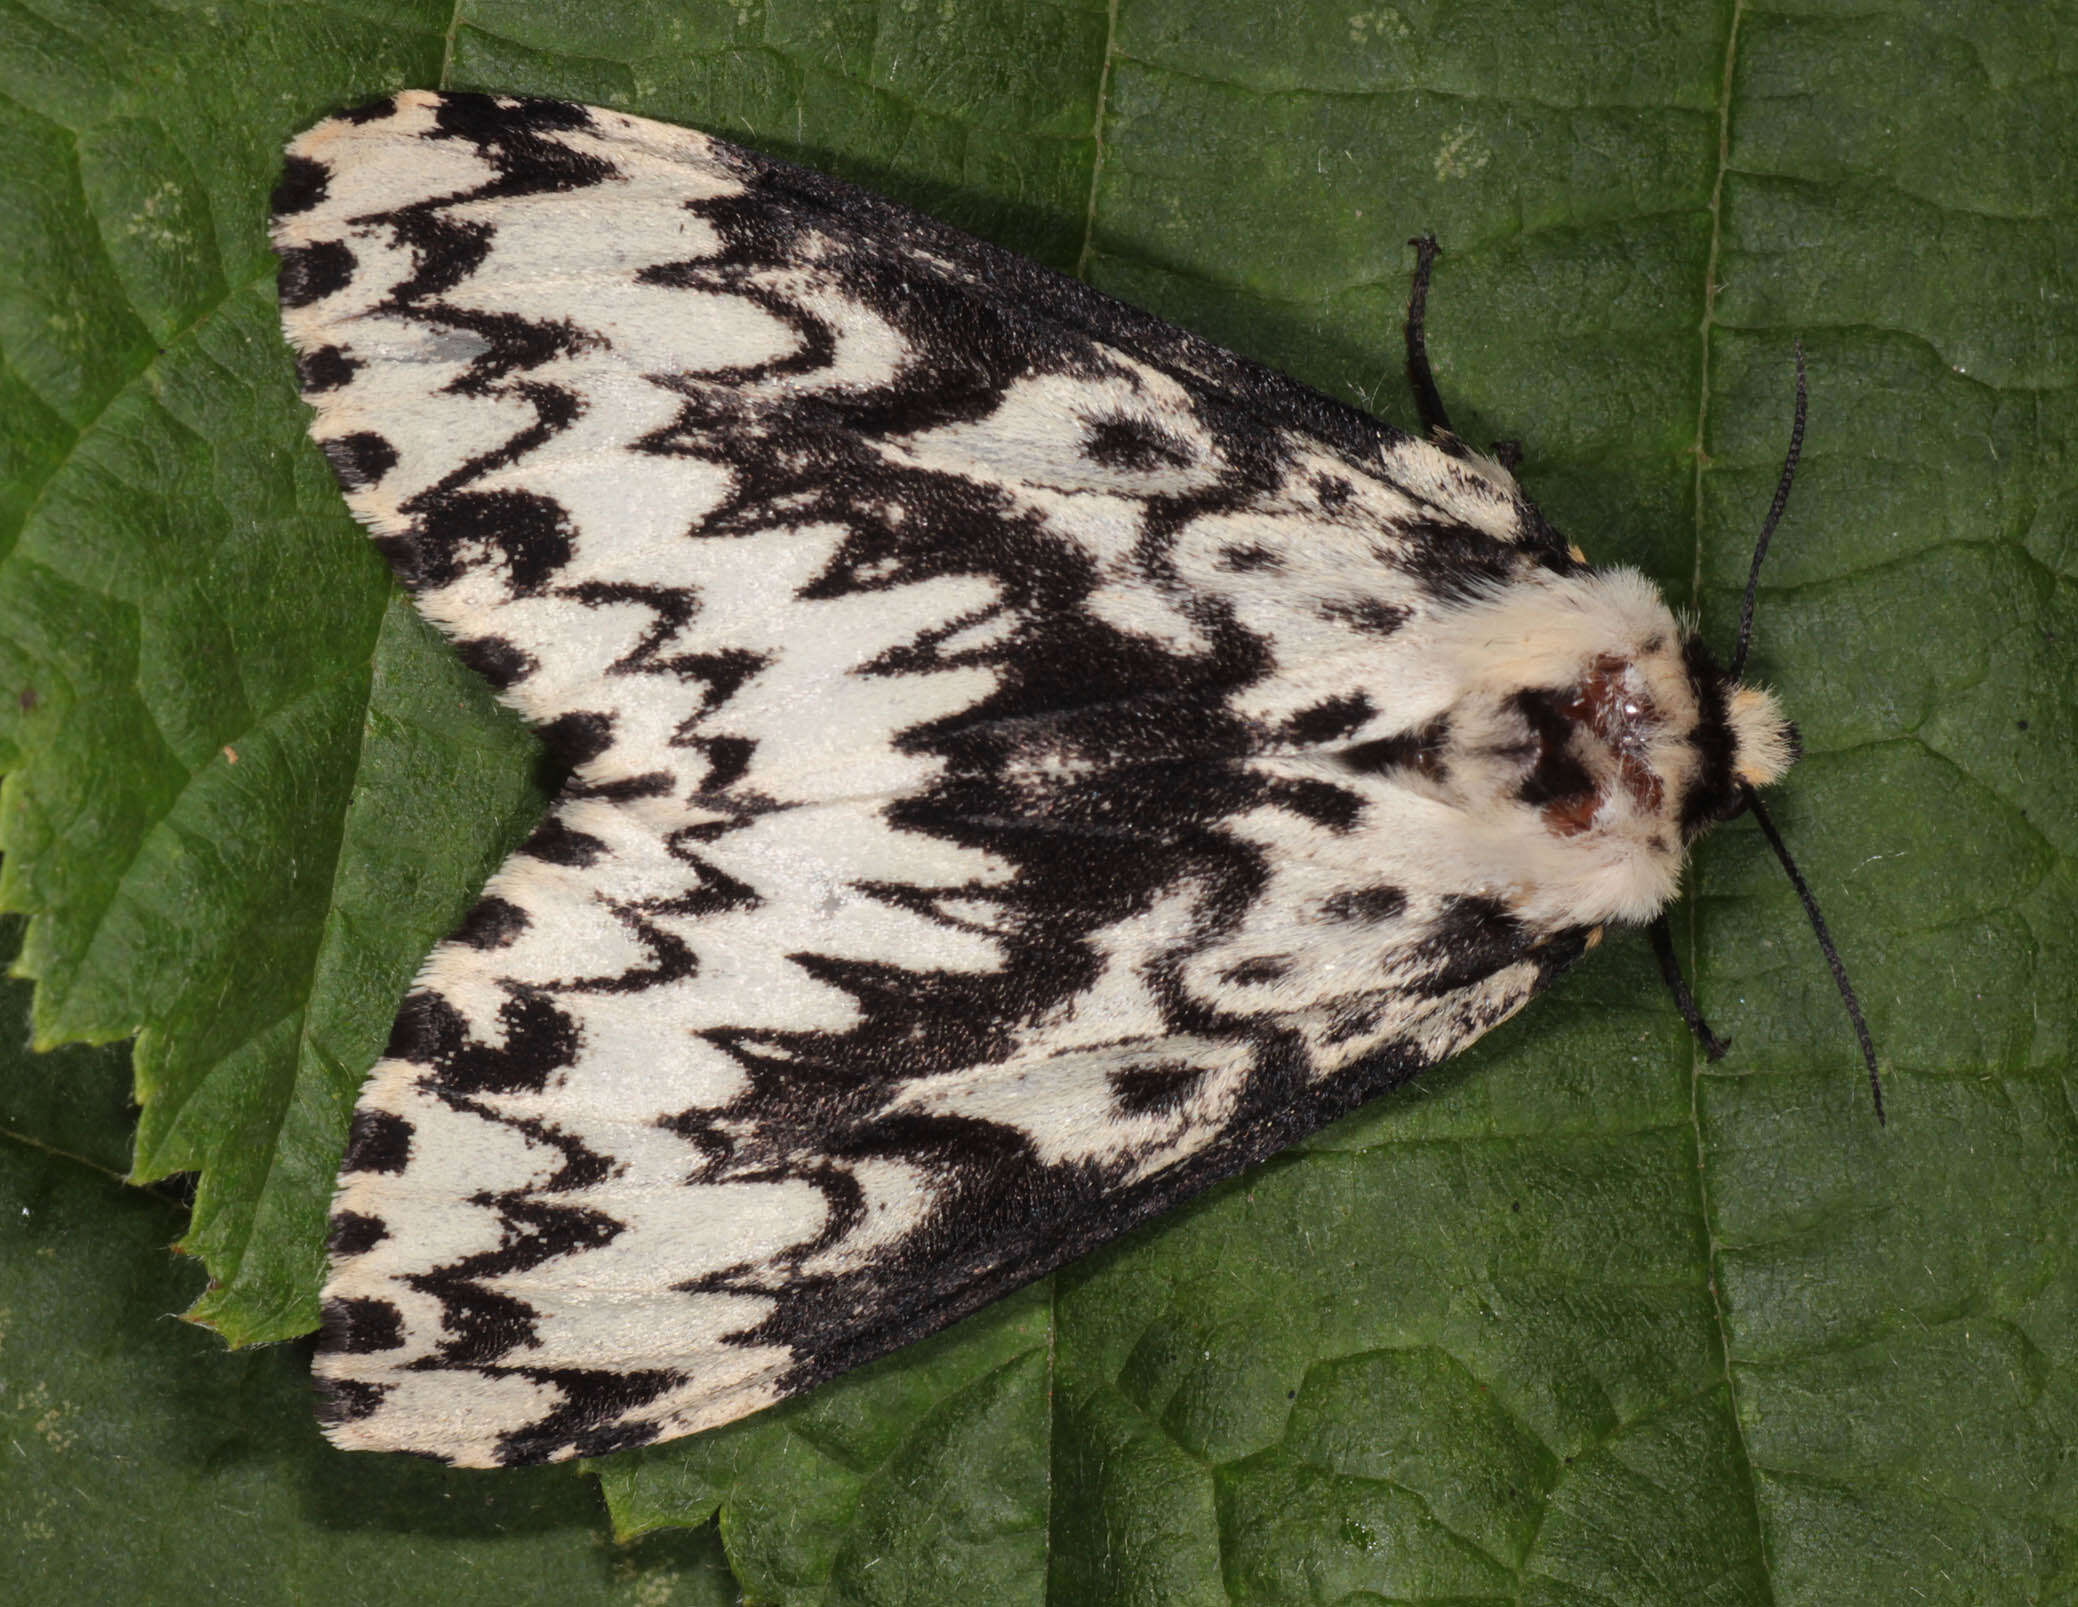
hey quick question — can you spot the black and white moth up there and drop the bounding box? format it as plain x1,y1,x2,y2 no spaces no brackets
272,90,1855,1468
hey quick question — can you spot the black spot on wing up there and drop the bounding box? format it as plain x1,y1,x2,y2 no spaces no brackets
1268,776,1365,831
341,1108,412,1174
490,1110,617,1192
413,1280,541,1370
467,1195,621,1271
1394,514,1519,603
445,991,580,1095
428,91,600,155
1285,693,1375,746
493,1370,684,1467
454,634,537,691
366,536,426,591
520,814,608,868
383,987,581,1096
321,1296,405,1354
367,181,492,304
687,735,755,795
277,238,355,308
313,1375,388,1426
551,585,771,711
397,488,575,594
385,990,450,1064
1083,413,1194,471
538,710,614,768
396,1147,631,1381
337,95,399,125
321,431,398,491
454,895,530,950
296,344,360,393
327,1211,389,1257
660,853,762,918
1221,956,1293,985
271,154,329,217
1217,543,1283,572
1321,885,1406,923
1108,1060,1209,1116
569,771,675,803
1408,895,1530,998
1323,998,1392,1046
1319,598,1409,637
676,648,770,708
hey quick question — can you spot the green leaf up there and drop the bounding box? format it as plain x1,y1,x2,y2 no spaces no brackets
2,2,2073,1604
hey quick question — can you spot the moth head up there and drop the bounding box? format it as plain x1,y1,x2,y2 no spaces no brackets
1727,684,1797,787
1573,342,1878,1120
1395,335,1881,1116
1672,634,1801,840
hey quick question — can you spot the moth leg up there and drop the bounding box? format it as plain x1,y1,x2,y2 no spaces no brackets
1404,234,1453,439
1647,915,1731,1061
1490,439,1524,473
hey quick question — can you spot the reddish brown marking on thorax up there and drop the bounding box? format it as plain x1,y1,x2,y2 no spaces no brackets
1540,655,1666,835
1541,785,1600,836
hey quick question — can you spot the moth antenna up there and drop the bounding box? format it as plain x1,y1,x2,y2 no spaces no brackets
1741,784,1886,1124
1729,342,1808,680
1647,915,1730,1060
1403,234,1453,439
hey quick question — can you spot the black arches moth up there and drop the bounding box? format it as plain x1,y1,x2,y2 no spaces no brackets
273,90,1805,1467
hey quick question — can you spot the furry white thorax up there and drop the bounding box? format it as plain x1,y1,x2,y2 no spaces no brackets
1377,567,1787,928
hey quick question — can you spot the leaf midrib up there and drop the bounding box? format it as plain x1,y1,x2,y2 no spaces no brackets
1688,3,1780,1602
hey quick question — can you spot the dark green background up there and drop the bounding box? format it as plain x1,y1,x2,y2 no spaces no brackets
2,1,2072,1602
